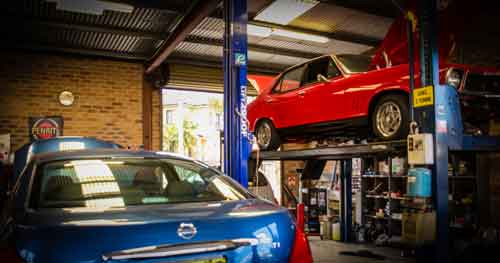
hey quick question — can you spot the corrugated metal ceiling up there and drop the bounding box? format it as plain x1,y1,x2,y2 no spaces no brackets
19,0,178,33
289,3,393,39
3,0,393,72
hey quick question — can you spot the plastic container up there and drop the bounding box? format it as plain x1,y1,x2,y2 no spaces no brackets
332,222,341,241
407,168,432,197
320,220,332,240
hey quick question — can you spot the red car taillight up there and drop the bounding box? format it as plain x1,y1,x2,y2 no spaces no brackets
1,246,25,263
289,226,313,263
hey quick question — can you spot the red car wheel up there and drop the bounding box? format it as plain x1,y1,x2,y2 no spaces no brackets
255,120,281,151
372,94,409,140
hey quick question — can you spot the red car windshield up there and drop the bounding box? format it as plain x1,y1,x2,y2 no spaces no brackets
336,54,371,73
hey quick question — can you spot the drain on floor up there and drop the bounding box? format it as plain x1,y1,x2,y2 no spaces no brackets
339,250,386,260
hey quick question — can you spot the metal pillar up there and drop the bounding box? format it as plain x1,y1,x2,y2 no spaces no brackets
340,159,352,242
223,0,249,187
414,0,449,261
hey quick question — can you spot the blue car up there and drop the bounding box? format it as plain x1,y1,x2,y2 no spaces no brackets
12,137,121,184
1,149,312,263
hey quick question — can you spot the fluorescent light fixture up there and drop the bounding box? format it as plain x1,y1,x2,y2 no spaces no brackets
247,24,330,43
46,0,134,15
272,29,329,43
255,0,319,25
248,24,272,38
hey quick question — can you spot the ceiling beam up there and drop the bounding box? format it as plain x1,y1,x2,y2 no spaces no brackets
5,43,285,74
249,20,380,47
184,36,322,59
9,17,323,61
16,17,167,40
8,44,150,60
167,55,283,75
146,0,221,73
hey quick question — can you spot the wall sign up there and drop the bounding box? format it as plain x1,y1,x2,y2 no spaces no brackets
29,116,64,141
413,85,434,108
0,134,10,164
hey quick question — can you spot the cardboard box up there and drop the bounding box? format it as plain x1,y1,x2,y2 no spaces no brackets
402,212,436,245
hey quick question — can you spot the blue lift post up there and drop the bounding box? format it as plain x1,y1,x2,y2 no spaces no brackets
340,159,352,242
414,0,449,261
223,0,250,187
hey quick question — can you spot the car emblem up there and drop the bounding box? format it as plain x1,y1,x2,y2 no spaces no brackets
177,223,197,240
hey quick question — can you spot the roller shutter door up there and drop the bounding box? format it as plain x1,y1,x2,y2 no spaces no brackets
166,63,258,96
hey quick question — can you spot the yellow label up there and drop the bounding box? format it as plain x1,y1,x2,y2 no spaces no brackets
413,85,434,107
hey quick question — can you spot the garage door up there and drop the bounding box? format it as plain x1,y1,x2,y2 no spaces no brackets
166,63,258,95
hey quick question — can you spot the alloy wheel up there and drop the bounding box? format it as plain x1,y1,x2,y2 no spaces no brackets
256,122,272,148
375,101,402,138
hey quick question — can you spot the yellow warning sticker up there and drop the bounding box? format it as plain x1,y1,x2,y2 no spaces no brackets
413,85,434,107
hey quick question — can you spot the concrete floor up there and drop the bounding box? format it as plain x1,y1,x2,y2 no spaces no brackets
309,237,416,263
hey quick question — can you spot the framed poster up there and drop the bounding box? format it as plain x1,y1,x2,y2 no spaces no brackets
0,134,10,164
29,116,64,142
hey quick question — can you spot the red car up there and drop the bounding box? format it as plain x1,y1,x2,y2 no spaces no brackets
247,54,499,150
247,3,499,151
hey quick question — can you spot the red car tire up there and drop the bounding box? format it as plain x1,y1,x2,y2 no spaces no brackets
255,120,281,151
371,94,409,140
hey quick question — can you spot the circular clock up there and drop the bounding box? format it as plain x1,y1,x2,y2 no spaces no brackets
59,91,74,106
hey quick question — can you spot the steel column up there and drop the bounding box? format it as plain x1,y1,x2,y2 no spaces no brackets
223,0,249,187
340,159,353,242
414,0,449,261
407,16,416,122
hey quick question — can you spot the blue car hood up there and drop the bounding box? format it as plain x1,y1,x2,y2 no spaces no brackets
15,199,295,263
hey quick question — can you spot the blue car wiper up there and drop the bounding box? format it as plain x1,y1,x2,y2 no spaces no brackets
102,239,258,261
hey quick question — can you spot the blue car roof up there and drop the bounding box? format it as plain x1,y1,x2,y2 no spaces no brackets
25,137,121,154
13,137,121,180
32,148,197,164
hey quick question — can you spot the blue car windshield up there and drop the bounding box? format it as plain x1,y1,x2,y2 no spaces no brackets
32,158,250,209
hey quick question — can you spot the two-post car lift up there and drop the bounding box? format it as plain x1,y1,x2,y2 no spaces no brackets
222,0,500,262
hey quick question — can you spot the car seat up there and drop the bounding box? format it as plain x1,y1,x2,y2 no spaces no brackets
43,175,83,206
133,168,161,195
165,180,195,202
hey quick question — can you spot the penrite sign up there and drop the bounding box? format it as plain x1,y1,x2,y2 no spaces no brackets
29,116,64,141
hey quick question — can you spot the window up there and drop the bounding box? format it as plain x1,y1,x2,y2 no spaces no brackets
31,158,251,209
327,59,341,78
162,90,256,167
215,113,222,130
274,65,307,93
303,57,341,86
165,110,174,124
335,54,371,73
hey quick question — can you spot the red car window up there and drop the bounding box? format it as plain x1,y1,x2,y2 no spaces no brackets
278,65,307,93
303,57,341,86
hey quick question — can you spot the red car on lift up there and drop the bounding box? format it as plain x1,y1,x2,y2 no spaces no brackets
247,53,500,150
247,54,410,150
247,3,499,151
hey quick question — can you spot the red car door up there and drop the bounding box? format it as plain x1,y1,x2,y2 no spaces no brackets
264,64,308,128
301,56,346,124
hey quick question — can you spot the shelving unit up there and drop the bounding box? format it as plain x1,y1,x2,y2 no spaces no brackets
361,154,408,238
448,152,480,230
251,140,408,242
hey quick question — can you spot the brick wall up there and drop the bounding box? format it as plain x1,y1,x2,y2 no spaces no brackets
0,51,160,151
152,88,162,150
